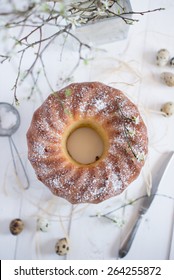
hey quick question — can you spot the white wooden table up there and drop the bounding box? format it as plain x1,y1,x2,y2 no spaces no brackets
0,0,174,260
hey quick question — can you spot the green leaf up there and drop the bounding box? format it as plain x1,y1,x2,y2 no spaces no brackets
64,108,72,116
41,3,51,13
65,88,72,97
83,59,89,65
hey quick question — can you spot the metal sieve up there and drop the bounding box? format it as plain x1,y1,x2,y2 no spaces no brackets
0,102,29,189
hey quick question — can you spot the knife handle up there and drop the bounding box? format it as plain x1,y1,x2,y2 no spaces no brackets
119,213,144,258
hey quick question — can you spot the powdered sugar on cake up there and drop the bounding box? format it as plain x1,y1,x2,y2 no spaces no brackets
94,98,107,111
27,82,148,204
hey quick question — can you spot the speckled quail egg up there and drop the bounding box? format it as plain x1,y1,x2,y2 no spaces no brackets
161,72,174,87
9,218,24,235
170,57,174,67
156,49,170,66
55,238,69,256
37,217,50,232
161,102,174,116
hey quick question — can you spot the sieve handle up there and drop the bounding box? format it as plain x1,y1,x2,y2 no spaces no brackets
9,136,30,190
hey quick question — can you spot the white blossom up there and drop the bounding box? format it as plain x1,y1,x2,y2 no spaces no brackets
127,127,136,138
67,16,81,30
94,8,106,17
132,115,140,125
96,212,102,218
78,17,88,24
136,151,145,162
101,0,113,10
112,216,125,228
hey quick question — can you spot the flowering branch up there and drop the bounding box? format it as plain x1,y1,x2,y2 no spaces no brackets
0,0,164,103
90,193,174,226
0,54,11,63
115,97,145,162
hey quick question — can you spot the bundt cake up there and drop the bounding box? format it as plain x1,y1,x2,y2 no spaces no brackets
27,82,148,204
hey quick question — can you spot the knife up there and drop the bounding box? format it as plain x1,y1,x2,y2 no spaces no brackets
119,151,174,258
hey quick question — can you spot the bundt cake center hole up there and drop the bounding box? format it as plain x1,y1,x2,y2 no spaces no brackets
66,127,104,165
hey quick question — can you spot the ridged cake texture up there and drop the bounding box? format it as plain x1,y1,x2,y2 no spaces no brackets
27,82,148,204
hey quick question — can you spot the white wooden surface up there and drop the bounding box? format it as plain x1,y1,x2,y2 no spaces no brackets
0,0,174,260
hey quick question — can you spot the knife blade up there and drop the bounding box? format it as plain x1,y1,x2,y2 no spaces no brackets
119,151,174,258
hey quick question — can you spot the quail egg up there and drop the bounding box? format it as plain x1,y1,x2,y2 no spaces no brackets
37,217,50,232
170,57,174,67
156,49,170,66
161,102,174,116
161,72,174,87
55,238,69,256
9,218,24,235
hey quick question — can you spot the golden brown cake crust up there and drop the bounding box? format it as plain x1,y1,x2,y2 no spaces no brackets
27,82,148,204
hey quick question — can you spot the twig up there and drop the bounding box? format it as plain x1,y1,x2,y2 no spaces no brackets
0,54,10,63
12,50,25,105
121,8,165,16
90,193,174,222
0,1,164,102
